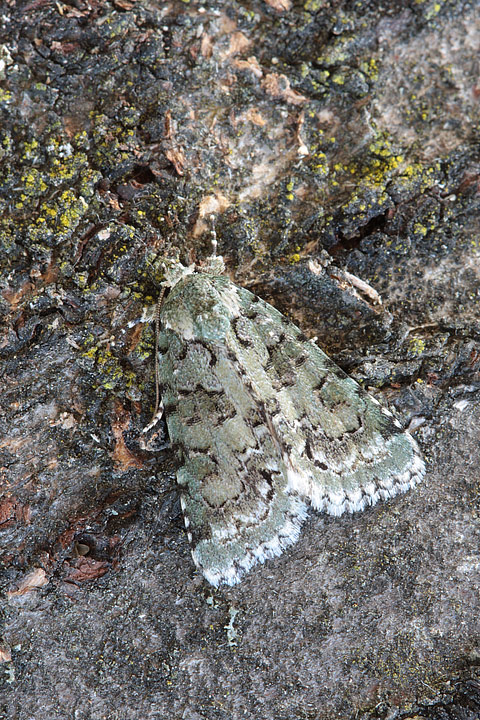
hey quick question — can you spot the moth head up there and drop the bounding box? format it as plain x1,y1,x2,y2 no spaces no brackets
160,270,240,342
161,255,225,288
200,255,225,275
161,261,196,290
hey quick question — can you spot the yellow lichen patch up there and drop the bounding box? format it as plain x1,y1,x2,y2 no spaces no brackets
22,139,39,159
408,337,426,356
360,57,378,81
21,169,48,195
81,335,138,391
412,223,428,237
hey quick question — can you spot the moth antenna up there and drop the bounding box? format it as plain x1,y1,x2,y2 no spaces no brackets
151,285,166,423
210,214,217,258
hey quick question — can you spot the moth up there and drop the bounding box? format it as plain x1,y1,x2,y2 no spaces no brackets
154,255,425,587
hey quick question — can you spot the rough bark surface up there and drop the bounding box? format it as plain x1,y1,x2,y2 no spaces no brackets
0,1,479,719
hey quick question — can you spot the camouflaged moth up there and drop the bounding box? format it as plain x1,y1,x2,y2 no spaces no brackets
153,256,425,586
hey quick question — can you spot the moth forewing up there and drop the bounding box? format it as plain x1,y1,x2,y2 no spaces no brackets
156,260,425,586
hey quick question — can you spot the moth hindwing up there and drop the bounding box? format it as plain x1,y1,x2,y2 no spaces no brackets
156,258,425,587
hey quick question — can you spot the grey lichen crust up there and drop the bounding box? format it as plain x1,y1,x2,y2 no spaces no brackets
157,258,425,587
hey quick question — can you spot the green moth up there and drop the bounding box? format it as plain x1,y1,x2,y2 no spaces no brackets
155,256,425,587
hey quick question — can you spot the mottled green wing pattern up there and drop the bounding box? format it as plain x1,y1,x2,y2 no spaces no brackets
157,265,425,586
230,287,425,516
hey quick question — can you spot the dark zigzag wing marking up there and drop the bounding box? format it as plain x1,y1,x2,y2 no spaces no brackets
225,284,425,516
157,269,425,585
157,333,308,587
